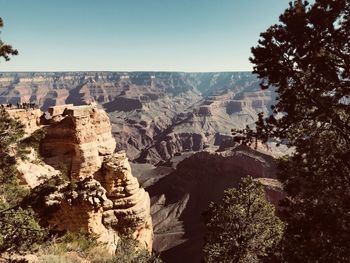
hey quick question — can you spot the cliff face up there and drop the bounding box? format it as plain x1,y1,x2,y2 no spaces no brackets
144,145,282,263
41,104,116,179
100,153,153,250
11,104,153,253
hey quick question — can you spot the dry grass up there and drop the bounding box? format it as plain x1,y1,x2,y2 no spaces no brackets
36,232,113,263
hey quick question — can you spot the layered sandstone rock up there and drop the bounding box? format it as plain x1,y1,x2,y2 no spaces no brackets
5,108,42,134
16,104,153,253
48,104,73,116
255,177,284,207
28,154,153,253
26,177,119,252
2,108,59,187
41,104,116,179
16,148,60,188
100,152,153,250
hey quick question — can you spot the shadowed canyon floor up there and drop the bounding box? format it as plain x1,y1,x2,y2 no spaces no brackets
132,145,283,263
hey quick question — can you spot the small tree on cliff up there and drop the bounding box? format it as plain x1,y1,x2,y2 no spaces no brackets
0,16,27,205
0,17,18,61
203,176,284,263
0,103,46,256
234,0,350,261
0,112,46,256
0,17,46,255
0,17,26,204
113,235,163,263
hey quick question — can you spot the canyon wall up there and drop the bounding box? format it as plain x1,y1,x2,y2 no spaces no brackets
0,72,276,164
146,144,282,263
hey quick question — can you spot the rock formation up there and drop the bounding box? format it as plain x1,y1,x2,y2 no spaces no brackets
41,104,116,179
14,104,153,253
100,153,153,250
16,148,60,188
5,108,42,134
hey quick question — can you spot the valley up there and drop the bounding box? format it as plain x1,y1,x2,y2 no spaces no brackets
0,71,275,164
0,71,280,262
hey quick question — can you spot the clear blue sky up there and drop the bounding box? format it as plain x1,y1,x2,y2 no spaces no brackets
0,0,291,72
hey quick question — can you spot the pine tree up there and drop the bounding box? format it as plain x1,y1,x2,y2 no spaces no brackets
0,18,46,255
234,1,350,261
203,176,284,263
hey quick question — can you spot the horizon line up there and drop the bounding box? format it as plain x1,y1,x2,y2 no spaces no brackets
0,70,253,74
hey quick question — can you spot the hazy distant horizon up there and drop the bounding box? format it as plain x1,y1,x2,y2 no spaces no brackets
0,70,253,73
0,70,253,74
1,0,290,72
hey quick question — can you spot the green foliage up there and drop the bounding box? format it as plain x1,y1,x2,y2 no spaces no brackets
233,0,350,262
59,232,98,253
0,205,47,254
0,110,29,205
36,233,162,263
0,181,29,207
0,17,18,61
36,231,111,263
203,176,284,263
56,162,70,181
111,235,162,263
39,232,98,257
0,110,25,150
0,17,48,259
0,109,47,256
19,128,47,157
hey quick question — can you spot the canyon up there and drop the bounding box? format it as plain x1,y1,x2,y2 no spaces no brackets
1,72,282,262
0,72,275,164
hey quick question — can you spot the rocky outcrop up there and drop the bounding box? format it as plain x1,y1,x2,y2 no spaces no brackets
100,153,153,250
15,104,153,253
16,148,60,188
41,104,116,179
31,177,118,251
1,71,285,262
5,108,42,134
1,108,59,187
255,177,284,207
29,153,153,252
48,103,73,116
